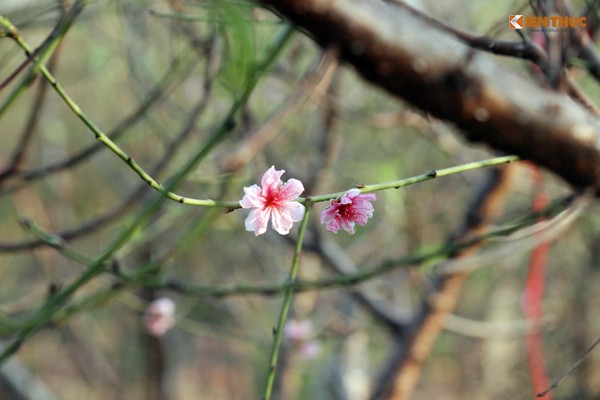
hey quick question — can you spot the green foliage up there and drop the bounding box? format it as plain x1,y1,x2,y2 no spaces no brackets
209,0,256,95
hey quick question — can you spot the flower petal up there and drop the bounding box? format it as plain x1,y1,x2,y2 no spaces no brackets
286,202,305,222
271,207,294,235
245,208,270,236
345,188,361,199
341,219,356,235
240,185,264,208
278,178,304,201
261,166,285,193
353,213,370,226
326,218,342,233
321,204,336,224
361,193,377,202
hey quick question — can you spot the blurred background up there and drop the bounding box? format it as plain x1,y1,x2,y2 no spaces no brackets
1,1,600,399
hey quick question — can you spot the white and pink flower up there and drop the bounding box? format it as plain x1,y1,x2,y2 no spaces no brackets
143,297,176,337
240,166,305,236
321,189,376,234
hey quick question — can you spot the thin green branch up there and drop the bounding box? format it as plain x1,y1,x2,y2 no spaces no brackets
235,155,519,212
0,14,239,209
263,203,312,400
0,1,86,116
0,50,198,195
0,75,212,252
305,155,519,203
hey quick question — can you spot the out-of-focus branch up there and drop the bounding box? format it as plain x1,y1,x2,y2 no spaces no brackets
371,165,515,400
0,354,58,400
259,0,600,193
0,53,197,194
316,236,406,334
0,83,213,252
219,49,339,172
388,0,600,115
0,47,60,181
387,0,546,64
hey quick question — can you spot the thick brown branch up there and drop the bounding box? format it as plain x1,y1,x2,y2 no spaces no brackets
260,0,600,192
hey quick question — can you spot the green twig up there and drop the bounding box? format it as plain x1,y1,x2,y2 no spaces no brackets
0,50,198,195
0,1,86,117
263,203,312,400
0,13,239,209
305,155,519,203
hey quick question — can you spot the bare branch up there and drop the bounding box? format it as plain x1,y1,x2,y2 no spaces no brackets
371,165,515,400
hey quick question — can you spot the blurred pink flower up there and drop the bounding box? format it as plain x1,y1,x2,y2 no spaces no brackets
321,189,376,234
285,319,320,360
298,341,320,359
284,319,313,342
143,297,176,337
240,166,305,236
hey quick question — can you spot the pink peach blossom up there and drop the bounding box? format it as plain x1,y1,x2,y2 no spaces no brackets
284,319,313,342
321,189,376,234
240,166,305,236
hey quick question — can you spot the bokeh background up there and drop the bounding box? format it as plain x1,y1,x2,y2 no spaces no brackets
1,1,600,399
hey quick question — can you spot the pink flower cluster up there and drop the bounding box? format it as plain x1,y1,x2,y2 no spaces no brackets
240,167,376,236
321,189,376,234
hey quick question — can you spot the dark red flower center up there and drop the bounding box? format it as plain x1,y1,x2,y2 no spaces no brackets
336,201,357,220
